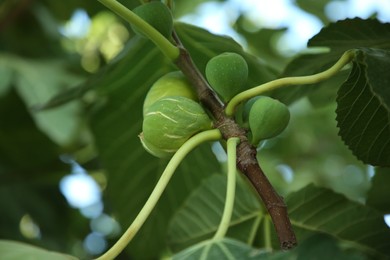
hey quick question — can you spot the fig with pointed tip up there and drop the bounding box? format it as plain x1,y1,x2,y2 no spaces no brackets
248,96,290,145
205,52,248,102
141,96,212,158
143,71,197,116
132,2,173,38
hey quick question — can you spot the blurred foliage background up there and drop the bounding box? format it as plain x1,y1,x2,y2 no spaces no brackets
0,0,389,259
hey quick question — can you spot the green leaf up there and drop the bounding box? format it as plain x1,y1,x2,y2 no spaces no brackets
308,18,390,51
43,22,277,109
0,89,60,171
172,238,283,260
36,38,147,110
234,16,288,71
336,48,390,167
172,234,367,260
271,52,349,105
0,240,77,260
294,233,366,260
88,37,221,258
366,167,390,213
287,184,390,258
0,183,76,251
271,18,390,105
0,57,13,96
175,22,278,89
295,0,330,23
167,174,263,252
0,54,84,146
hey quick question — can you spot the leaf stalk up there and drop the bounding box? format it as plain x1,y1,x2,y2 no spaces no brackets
213,137,240,240
95,129,222,260
225,50,356,116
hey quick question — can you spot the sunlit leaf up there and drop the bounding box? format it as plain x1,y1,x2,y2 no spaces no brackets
287,184,390,258
336,48,390,167
0,240,77,260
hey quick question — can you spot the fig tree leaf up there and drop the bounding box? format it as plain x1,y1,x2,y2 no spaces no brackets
271,18,390,105
308,18,390,51
366,167,390,213
0,57,13,96
175,22,278,89
234,16,288,71
172,238,286,260
0,89,60,171
36,38,145,110
287,184,390,258
295,0,330,23
336,48,390,167
167,174,263,252
0,54,84,146
41,22,277,108
0,240,77,260
294,233,366,260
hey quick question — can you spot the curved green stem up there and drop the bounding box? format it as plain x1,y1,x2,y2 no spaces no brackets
97,0,180,61
225,50,356,116
263,215,272,250
95,129,222,260
213,137,240,240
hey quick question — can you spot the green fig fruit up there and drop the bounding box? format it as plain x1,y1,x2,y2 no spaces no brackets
132,2,173,38
248,96,290,145
139,132,173,158
205,52,248,102
141,96,212,158
241,96,261,127
143,71,197,116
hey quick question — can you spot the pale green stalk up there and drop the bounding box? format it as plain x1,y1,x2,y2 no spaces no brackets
95,129,222,260
213,137,240,240
263,215,272,250
97,0,179,61
225,50,356,116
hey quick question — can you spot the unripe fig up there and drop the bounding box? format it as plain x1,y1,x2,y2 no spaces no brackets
240,96,261,127
139,132,173,158
205,52,248,102
248,96,290,145
132,2,173,38
143,71,197,116
141,96,212,158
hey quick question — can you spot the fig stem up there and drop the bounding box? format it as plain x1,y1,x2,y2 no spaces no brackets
213,137,240,240
225,49,356,116
97,0,180,61
263,215,272,250
95,129,222,260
